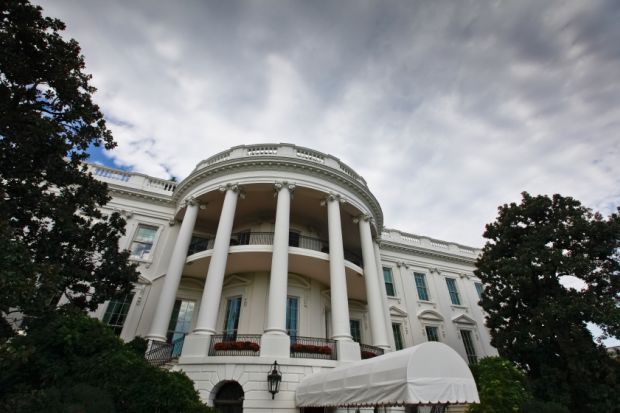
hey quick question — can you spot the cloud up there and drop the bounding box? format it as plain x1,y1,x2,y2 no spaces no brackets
36,0,620,247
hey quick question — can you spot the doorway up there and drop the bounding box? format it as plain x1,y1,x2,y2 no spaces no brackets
214,381,244,413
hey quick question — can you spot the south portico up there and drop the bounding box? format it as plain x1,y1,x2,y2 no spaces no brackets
146,179,390,362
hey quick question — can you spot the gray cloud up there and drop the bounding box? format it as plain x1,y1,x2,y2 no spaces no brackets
36,0,620,248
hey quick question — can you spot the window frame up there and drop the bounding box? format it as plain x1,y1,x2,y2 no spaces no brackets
460,329,478,365
383,267,396,297
413,272,430,301
392,323,404,350
223,296,242,340
128,223,160,261
102,293,135,336
445,277,461,306
474,282,484,300
424,325,440,342
286,295,299,338
350,319,362,343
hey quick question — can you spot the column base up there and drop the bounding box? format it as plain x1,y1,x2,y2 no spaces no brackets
260,333,291,358
179,333,212,361
336,340,361,362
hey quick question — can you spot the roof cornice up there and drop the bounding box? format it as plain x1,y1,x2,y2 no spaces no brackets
379,240,479,265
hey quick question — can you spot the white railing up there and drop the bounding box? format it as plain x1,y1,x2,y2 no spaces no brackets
89,164,176,196
195,144,367,186
383,229,480,257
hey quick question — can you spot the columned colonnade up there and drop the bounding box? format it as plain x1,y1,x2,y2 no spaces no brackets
146,182,390,360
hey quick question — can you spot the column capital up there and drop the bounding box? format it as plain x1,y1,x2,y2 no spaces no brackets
352,214,373,224
274,181,296,195
219,183,245,198
320,192,346,206
184,196,206,208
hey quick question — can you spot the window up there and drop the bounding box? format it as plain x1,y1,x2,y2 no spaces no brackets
392,323,404,350
460,330,478,364
288,231,300,247
445,278,461,305
167,299,195,342
224,296,242,340
425,326,440,342
383,267,396,297
130,224,158,260
350,319,361,343
286,296,299,337
102,294,134,335
414,272,430,301
475,282,484,300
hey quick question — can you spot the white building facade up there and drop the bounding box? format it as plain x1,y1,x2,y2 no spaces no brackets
92,144,496,412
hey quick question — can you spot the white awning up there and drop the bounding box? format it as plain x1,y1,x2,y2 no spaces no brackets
296,342,479,407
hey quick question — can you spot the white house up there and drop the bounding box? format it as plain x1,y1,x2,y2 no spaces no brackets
91,143,496,413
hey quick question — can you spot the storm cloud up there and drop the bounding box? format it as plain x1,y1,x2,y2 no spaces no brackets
37,0,620,247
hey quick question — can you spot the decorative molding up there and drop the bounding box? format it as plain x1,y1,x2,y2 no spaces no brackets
417,309,444,322
389,305,408,317
381,240,478,265
452,313,477,326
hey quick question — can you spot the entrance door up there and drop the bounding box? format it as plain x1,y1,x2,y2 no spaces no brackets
214,381,244,413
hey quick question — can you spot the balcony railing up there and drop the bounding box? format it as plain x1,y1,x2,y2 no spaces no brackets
290,336,337,360
145,334,186,366
208,334,261,357
359,343,385,359
188,232,363,267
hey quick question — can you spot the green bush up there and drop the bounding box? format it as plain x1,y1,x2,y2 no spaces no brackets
0,308,212,413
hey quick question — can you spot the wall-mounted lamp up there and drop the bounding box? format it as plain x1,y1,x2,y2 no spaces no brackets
267,361,282,399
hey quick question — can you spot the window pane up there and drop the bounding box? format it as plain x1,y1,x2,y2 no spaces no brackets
392,323,404,350
168,299,195,342
461,330,478,364
224,297,242,339
130,225,157,259
414,273,429,301
350,320,361,343
425,326,439,342
446,278,461,305
286,296,299,337
383,267,395,297
102,294,134,335
475,282,484,300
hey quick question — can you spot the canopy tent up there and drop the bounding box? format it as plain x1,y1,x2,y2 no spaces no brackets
296,342,479,407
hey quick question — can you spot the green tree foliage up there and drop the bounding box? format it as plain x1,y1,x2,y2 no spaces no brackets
467,357,531,413
0,0,138,336
0,308,212,412
475,192,620,412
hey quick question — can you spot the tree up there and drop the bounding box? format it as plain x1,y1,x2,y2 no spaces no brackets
0,308,212,412
475,192,620,412
467,357,531,413
0,0,138,336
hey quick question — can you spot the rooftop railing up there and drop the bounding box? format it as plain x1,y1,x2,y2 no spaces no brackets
195,144,367,186
89,164,177,195
188,231,363,267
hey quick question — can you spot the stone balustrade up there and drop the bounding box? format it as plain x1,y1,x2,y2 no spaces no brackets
195,143,367,186
89,164,176,195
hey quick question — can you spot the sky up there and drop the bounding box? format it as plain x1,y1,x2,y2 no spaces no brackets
36,0,620,250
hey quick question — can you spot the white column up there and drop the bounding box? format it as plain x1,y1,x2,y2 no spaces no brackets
146,198,200,342
326,194,352,341
325,194,361,361
193,185,240,334
357,216,390,350
374,239,395,350
261,182,295,357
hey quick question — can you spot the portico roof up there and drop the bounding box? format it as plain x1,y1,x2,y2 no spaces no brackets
295,342,479,407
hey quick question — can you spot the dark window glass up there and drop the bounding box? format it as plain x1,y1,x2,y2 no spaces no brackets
425,326,439,342
130,225,157,259
286,296,299,337
392,323,404,350
461,330,478,364
350,319,361,343
102,294,134,335
475,282,484,300
383,267,395,297
224,296,242,340
446,278,461,305
414,272,429,301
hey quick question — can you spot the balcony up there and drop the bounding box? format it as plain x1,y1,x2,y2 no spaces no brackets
290,336,337,360
188,231,363,267
359,343,385,359
208,334,261,357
